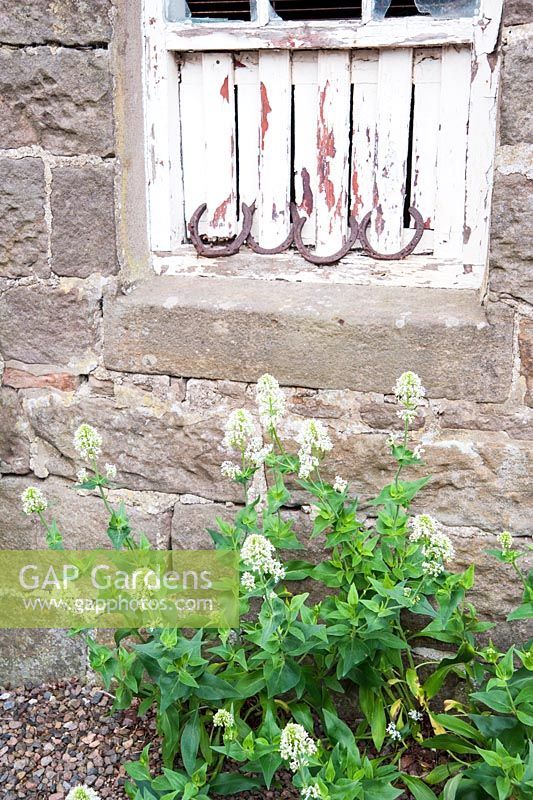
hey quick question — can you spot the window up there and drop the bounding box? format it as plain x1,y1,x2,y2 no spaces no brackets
142,0,502,289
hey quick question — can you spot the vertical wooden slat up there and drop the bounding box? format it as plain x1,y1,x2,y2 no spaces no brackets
315,50,351,253
433,45,471,258
143,0,184,249
179,54,206,237
372,49,413,252
257,51,291,248
202,53,237,238
234,52,260,234
463,0,503,271
351,50,379,221
410,49,441,232
293,52,318,245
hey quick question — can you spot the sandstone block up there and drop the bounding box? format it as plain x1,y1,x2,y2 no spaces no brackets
103,276,514,402
0,158,48,278
500,25,533,145
503,0,533,26
0,476,173,550
0,281,101,373
0,389,30,474
51,163,117,277
489,147,533,303
0,629,86,685
2,368,80,392
519,319,533,407
0,47,113,156
0,0,112,46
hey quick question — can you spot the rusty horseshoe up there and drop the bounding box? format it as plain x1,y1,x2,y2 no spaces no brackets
242,202,295,254
188,202,254,257
357,206,425,261
290,203,360,266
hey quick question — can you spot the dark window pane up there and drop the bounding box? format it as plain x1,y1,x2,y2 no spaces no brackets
187,0,251,20
271,0,362,20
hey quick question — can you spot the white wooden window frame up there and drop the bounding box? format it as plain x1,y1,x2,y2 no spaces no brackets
141,0,503,291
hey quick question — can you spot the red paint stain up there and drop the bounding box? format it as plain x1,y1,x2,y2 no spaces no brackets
299,167,314,215
260,82,271,150
424,217,431,229
233,58,246,69
372,177,384,235
220,76,229,102
317,82,337,211
351,167,362,216
212,194,232,227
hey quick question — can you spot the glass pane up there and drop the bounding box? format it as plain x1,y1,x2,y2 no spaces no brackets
166,0,251,21
271,0,362,20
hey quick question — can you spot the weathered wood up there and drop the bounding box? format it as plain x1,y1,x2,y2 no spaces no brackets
234,52,260,235
143,0,184,248
371,48,413,253
165,18,474,52
410,49,441,232
257,51,291,247
293,52,318,244
315,51,351,253
433,45,471,259
351,50,379,221
463,0,503,270
202,53,237,238
179,53,207,237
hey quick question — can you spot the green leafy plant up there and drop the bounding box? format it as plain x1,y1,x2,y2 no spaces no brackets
22,372,532,800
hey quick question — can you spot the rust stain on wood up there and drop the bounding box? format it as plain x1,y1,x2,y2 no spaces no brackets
212,193,232,227
317,81,337,212
299,167,314,215
220,75,230,102
260,81,271,150
351,167,362,216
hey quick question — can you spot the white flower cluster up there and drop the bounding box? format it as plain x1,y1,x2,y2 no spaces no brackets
241,571,256,592
301,785,322,800
256,374,286,430
408,709,423,722
333,475,347,493
21,486,48,515
240,534,285,584
394,371,425,423
105,463,117,479
221,410,272,481
213,708,235,729
66,787,101,800
386,721,402,742
280,722,318,772
76,468,89,483
296,419,333,479
73,424,102,462
223,409,255,451
409,514,455,577
498,530,513,552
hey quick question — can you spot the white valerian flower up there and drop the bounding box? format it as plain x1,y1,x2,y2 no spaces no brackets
280,722,318,772
256,374,286,430
223,409,255,451
394,371,426,423
333,476,347,493
241,534,285,584
498,530,513,552
386,721,402,742
76,468,89,483
213,708,235,729
221,460,241,480
301,785,322,800
244,436,273,468
66,787,101,800
413,444,425,459
105,463,117,479
296,419,333,479
408,709,423,722
241,572,256,592
21,487,48,515
73,424,102,462
227,629,239,645
409,514,455,578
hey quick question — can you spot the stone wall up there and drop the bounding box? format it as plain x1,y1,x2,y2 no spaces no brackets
0,1,532,683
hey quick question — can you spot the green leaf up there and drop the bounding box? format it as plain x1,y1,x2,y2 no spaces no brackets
442,773,463,800
323,708,356,749
209,774,263,794
432,714,484,743
181,711,201,776
400,774,438,800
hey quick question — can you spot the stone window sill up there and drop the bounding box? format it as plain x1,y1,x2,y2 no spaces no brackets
104,275,513,402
